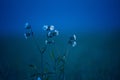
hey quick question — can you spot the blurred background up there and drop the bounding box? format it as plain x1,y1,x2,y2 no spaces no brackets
0,0,120,80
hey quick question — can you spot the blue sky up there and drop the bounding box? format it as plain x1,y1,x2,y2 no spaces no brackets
0,0,120,35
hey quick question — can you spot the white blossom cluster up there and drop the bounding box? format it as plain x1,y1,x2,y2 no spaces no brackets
24,22,33,39
43,25,59,45
24,23,77,47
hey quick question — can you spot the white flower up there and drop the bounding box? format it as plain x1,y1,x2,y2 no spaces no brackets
47,30,59,38
68,34,77,47
24,33,28,39
73,34,76,40
70,34,76,41
43,25,54,31
72,41,77,47
43,25,48,31
49,25,54,31
24,32,33,39
47,32,53,38
54,30,59,36
24,32,30,39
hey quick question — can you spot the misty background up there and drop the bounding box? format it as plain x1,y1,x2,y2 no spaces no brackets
0,0,120,80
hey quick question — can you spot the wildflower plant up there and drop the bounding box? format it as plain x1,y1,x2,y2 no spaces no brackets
24,23,77,80
24,23,33,39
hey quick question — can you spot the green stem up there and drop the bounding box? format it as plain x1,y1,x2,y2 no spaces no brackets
32,35,46,80
63,45,71,80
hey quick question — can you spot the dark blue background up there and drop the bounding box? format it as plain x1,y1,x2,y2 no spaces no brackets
0,0,120,80
0,0,120,36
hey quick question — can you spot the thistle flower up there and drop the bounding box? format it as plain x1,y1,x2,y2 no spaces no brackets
43,25,54,31
68,34,77,47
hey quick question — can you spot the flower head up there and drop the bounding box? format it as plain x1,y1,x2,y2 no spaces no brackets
47,30,59,38
68,40,77,47
68,34,77,47
24,32,33,39
49,25,54,31
24,32,31,39
43,25,48,31
69,34,76,41
47,32,53,38
24,22,33,39
72,41,77,47
53,30,59,36
43,25,54,31
43,25,59,45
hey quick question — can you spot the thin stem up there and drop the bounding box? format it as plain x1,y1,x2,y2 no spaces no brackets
32,35,42,54
41,53,43,80
55,60,58,80
32,35,46,80
63,45,71,80
64,45,71,64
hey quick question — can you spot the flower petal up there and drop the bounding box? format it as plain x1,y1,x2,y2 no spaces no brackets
49,25,54,31
47,32,53,38
72,41,77,47
43,25,54,31
43,25,48,31
24,33,28,39
24,32,31,39
54,30,59,36
73,34,76,40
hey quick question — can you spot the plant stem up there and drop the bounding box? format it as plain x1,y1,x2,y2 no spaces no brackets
32,35,45,80
54,60,57,80
63,45,70,80
41,52,44,80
